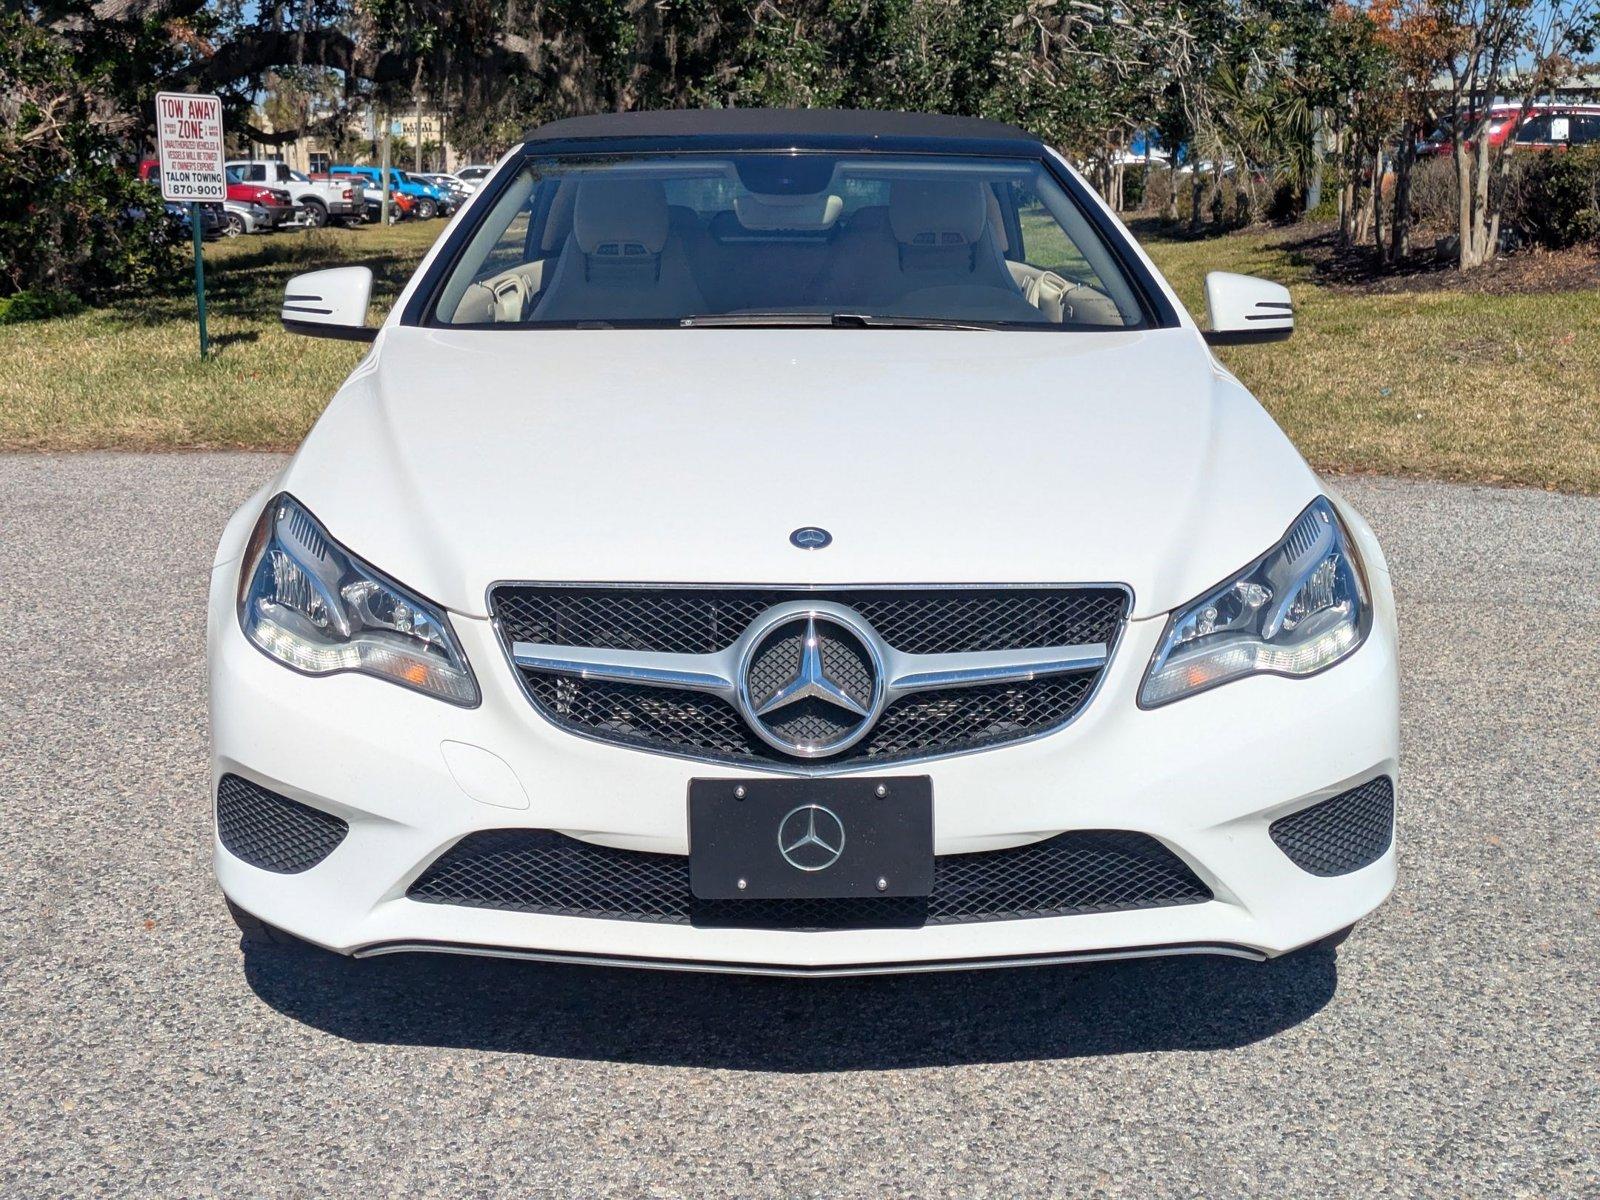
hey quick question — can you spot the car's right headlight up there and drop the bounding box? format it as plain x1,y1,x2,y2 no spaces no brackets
237,494,478,706
1139,497,1370,707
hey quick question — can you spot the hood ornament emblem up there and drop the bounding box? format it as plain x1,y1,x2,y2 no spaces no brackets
789,526,832,550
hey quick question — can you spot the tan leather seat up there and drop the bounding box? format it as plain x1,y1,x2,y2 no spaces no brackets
452,261,548,324
807,181,1022,310
530,180,707,322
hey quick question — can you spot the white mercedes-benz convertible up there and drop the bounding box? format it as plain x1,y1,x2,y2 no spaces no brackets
209,108,1398,976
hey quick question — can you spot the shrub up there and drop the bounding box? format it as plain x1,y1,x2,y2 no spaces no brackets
1406,157,1459,231
1305,191,1339,223
1143,166,1177,217
1121,163,1148,210
0,288,84,324
1266,179,1304,222
1505,146,1600,248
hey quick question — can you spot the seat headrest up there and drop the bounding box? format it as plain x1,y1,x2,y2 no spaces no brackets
734,192,844,230
889,180,987,247
573,180,669,256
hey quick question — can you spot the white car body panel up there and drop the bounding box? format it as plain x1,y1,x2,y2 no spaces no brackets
210,126,1399,975
279,326,1320,621
210,538,1397,967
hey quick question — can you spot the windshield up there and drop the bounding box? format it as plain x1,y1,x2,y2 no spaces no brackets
430,152,1148,330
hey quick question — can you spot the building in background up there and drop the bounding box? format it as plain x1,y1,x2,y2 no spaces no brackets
245,97,459,172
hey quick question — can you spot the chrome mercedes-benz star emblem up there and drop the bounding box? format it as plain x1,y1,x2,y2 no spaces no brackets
738,611,884,757
755,615,869,721
732,602,888,759
777,804,846,871
789,526,832,550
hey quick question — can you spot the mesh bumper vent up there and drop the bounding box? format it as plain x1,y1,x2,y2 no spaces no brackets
1270,777,1395,876
216,774,348,874
407,828,1211,929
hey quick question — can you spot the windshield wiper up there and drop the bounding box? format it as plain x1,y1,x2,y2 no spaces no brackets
679,312,835,328
679,311,988,330
837,313,992,331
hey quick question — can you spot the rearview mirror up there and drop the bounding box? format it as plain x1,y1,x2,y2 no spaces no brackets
1202,271,1293,346
281,267,376,341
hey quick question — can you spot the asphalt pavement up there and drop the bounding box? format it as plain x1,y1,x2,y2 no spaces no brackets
2,453,1596,1197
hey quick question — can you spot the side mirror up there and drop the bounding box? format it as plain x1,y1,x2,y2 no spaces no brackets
281,266,376,342
1202,271,1293,346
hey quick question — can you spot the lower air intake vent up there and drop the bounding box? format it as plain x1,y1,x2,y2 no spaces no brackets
1270,777,1394,876
407,828,1211,929
216,774,348,874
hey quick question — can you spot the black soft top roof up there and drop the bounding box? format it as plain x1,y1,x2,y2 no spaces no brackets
521,107,1038,147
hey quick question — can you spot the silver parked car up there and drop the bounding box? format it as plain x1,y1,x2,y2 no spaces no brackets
221,199,272,237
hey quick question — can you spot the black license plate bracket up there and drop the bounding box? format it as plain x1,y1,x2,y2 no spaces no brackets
688,776,933,901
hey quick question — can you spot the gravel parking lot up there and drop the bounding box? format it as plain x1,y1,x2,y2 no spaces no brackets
3,453,1596,1197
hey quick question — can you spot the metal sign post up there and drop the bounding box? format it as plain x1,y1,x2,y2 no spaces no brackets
191,203,210,356
154,91,226,359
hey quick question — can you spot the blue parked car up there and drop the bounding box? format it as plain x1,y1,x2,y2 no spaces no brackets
330,165,454,219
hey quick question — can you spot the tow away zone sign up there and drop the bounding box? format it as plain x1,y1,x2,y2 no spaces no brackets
154,91,225,201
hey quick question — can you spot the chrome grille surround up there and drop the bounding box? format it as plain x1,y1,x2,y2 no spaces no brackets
489,583,1131,773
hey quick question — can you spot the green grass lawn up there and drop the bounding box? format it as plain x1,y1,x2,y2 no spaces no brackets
2,217,1597,493
1144,227,1600,495
0,222,441,451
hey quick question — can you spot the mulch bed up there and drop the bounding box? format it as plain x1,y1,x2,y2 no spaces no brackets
1271,222,1600,296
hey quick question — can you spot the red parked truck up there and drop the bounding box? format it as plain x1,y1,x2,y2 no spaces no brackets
1419,103,1600,157
226,160,364,227
137,159,298,228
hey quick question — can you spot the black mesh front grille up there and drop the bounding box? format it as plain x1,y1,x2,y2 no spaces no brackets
522,670,1099,767
1270,777,1395,876
407,828,1211,928
495,586,1128,767
491,586,1127,654
216,774,348,874
859,674,1095,759
527,674,764,759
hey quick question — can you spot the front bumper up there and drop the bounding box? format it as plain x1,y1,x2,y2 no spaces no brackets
208,552,1399,974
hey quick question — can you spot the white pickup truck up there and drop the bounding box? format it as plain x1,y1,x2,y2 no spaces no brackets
225,160,365,227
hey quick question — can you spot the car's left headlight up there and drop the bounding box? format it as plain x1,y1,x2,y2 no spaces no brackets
237,494,479,706
1139,497,1370,707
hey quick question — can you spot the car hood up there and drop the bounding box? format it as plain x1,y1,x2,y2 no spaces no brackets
283,327,1321,620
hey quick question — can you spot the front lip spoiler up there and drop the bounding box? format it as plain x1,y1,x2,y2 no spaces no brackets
351,939,1266,977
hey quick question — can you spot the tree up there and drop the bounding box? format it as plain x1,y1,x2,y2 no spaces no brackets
1297,3,1395,248
0,8,181,302
1432,0,1600,269
1373,0,1454,262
